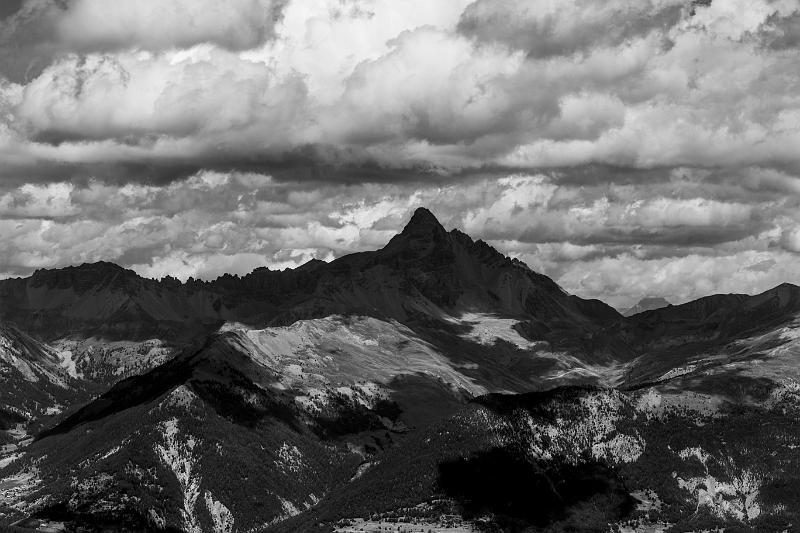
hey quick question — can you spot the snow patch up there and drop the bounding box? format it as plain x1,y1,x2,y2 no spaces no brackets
458,313,539,350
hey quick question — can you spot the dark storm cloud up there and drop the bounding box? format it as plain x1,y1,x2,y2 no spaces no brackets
0,142,485,189
759,10,800,50
0,0,797,185
457,0,685,58
0,0,24,20
518,223,764,248
0,0,288,82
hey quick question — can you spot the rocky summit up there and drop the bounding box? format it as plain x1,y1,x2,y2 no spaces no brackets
622,297,671,317
2,209,800,532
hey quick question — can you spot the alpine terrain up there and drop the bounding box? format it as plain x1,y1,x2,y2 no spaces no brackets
2,209,799,533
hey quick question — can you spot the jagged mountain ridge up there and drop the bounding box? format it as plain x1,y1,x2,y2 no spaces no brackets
4,207,800,392
0,208,626,362
5,208,800,531
4,208,799,365
5,207,800,392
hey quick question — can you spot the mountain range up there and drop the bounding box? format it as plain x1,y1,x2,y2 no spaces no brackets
2,208,799,532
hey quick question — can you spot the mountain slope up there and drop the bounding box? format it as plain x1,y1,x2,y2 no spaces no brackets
0,262,234,343
278,384,799,532
0,306,642,530
1,332,360,531
1,319,491,531
621,283,800,386
0,322,95,437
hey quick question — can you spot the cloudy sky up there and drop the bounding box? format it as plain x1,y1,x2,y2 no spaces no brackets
1,0,800,309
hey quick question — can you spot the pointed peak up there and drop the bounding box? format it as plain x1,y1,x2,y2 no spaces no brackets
402,207,446,235
622,296,671,317
380,207,449,256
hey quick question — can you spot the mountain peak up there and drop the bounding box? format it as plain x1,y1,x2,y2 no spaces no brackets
622,296,671,317
378,207,450,260
401,207,446,235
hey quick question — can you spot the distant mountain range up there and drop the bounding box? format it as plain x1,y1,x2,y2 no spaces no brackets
622,297,671,317
2,208,800,532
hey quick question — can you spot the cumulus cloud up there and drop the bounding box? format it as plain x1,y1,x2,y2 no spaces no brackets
760,9,800,50
0,0,284,58
555,249,800,309
0,0,286,82
17,50,307,143
0,0,799,180
55,0,287,52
